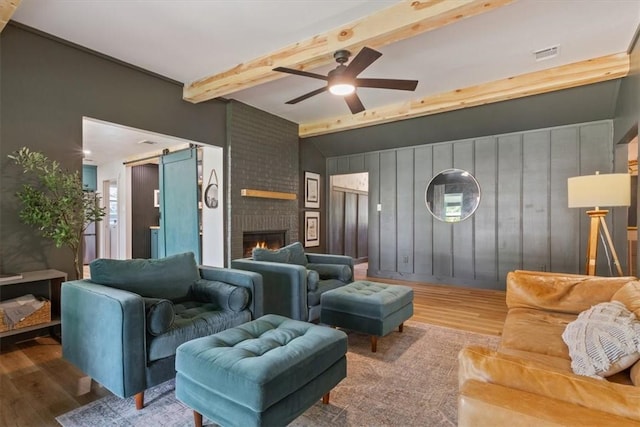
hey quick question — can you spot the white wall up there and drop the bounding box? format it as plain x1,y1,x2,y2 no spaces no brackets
200,145,224,266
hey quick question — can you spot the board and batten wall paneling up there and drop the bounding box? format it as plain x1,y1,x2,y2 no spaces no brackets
497,134,523,281
327,120,623,289
473,137,498,282
522,131,551,271
379,151,397,272
330,190,345,255
344,192,358,258
452,141,475,279
397,148,415,274
357,194,369,259
432,144,453,277
414,146,433,276
131,164,159,259
550,127,581,272
365,153,381,272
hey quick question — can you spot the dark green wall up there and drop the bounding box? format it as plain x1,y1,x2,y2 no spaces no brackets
299,139,327,253
1,24,226,277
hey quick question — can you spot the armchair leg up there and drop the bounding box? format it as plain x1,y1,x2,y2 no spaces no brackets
194,411,203,427
322,392,330,404
135,391,144,410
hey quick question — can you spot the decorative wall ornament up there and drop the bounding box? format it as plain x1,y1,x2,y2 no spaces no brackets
204,169,219,209
304,171,320,208
304,211,320,247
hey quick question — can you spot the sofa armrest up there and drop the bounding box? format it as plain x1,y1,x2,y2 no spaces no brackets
458,345,640,421
306,263,352,282
190,279,250,313
306,253,354,269
61,280,146,399
230,259,307,321
198,266,263,318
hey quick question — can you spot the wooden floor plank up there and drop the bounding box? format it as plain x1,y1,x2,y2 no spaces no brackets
0,266,507,425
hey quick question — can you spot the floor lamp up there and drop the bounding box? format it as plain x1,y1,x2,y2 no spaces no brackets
568,172,631,276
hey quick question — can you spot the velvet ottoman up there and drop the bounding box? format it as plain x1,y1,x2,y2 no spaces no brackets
175,314,347,427
320,280,414,352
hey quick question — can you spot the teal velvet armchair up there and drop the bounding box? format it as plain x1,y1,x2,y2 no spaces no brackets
61,252,263,409
231,242,353,322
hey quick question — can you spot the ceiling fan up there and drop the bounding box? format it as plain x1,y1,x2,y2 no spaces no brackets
273,47,418,114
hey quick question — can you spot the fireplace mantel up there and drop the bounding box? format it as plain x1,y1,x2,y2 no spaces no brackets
241,189,297,200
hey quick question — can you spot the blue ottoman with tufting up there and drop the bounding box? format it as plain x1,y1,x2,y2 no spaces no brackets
320,280,414,352
175,314,347,427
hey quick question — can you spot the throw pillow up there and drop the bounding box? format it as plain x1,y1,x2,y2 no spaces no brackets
144,298,175,336
252,247,290,263
307,263,352,283
307,269,320,291
561,301,640,378
611,280,640,318
191,279,250,312
282,242,308,266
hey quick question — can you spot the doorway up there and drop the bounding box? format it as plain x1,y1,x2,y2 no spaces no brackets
102,179,119,259
82,117,224,265
329,172,369,263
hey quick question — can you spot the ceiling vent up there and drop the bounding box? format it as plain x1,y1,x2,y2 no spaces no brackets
534,45,559,61
137,139,158,145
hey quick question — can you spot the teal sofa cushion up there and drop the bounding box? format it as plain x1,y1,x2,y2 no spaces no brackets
253,247,290,263
191,279,249,312
148,305,251,362
89,252,200,301
144,298,175,336
282,242,308,266
307,263,352,282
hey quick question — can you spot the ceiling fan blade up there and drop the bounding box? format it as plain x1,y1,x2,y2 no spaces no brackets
273,67,328,81
355,78,418,91
344,93,365,114
344,47,382,78
285,87,328,104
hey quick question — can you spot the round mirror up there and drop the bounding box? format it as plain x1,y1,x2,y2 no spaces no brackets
425,168,481,223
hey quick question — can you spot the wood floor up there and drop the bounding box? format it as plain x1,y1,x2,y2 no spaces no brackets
0,266,507,427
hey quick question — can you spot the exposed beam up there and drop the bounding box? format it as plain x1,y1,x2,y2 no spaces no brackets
183,0,515,103
0,0,21,33
299,52,630,138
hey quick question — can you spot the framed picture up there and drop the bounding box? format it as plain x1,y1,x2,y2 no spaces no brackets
304,172,320,208
304,211,320,247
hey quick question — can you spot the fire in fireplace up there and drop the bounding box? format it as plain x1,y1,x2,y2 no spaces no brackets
243,230,286,258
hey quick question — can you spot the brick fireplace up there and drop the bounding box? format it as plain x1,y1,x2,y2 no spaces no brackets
227,101,299,261
242,230,286,258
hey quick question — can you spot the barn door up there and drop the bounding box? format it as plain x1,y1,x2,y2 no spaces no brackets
158,148,200,262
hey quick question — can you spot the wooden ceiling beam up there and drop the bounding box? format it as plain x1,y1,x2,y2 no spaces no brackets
0,0,21,33
183,0,514,103
299,52,630,138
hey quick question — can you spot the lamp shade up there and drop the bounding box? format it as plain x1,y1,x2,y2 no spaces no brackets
567,173,631,208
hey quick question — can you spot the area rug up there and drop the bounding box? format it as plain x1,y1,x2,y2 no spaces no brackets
56,322,499,427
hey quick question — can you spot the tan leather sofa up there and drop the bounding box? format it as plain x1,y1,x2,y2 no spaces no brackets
458,270,640,426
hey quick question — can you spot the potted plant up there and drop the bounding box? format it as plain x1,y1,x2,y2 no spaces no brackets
8,147,106,279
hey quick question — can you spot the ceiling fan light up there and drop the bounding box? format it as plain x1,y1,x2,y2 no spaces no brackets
329,83,355,96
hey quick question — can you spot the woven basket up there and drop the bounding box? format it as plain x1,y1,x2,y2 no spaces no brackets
0,299,51,332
